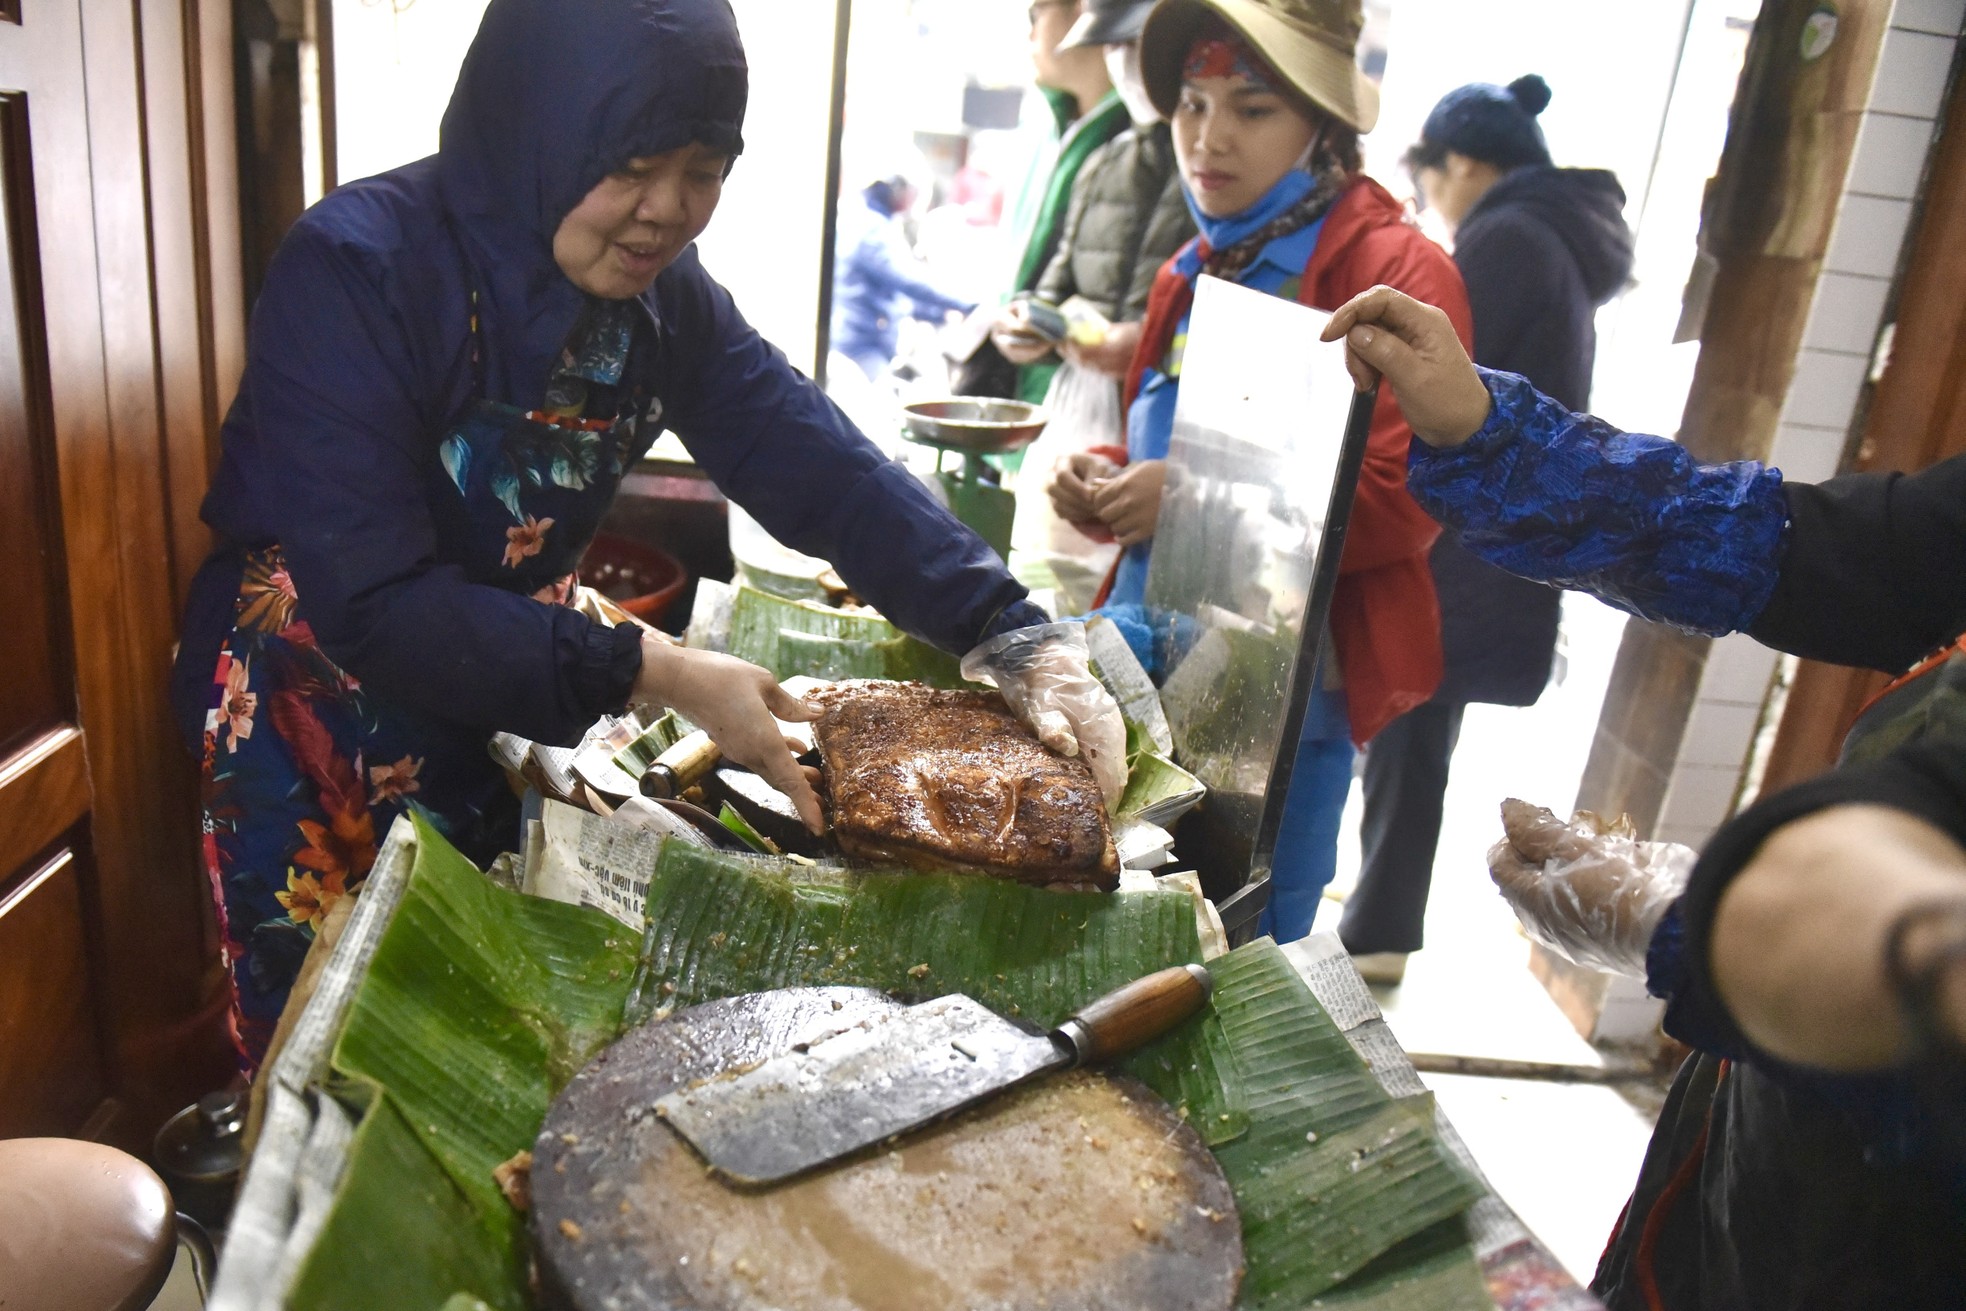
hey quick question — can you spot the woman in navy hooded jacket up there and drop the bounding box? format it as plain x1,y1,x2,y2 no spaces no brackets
175,0,1122,1070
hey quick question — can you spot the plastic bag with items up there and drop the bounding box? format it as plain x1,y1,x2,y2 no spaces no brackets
1009,359,1123,613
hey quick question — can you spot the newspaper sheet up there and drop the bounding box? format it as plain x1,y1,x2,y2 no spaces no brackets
522,798,714,930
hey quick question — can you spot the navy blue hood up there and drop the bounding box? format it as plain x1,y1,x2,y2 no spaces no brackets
1468,165,1634,306
437,0,749,396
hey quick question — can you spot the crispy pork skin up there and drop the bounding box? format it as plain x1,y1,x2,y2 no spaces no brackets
813,681,1119,887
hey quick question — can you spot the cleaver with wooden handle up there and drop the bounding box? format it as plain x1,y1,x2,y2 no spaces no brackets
653,963,1213,1185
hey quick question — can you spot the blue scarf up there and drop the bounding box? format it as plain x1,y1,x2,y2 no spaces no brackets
1174,164,1345,286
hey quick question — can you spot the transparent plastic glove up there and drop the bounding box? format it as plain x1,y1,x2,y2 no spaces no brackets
962,622,1127,807
1486,798,1695,978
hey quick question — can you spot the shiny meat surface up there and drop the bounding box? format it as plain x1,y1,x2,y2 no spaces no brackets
814,682,1118,887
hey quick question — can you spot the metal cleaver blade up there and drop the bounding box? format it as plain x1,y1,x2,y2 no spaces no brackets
653,963,1212,1186
652,995,1066,1186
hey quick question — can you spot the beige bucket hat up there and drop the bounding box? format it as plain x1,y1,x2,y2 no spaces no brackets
1139,0,1379,133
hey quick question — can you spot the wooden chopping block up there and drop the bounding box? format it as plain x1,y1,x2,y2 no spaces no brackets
529,987,1242,1311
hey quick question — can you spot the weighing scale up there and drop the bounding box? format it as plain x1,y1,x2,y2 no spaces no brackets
900,398,1047,561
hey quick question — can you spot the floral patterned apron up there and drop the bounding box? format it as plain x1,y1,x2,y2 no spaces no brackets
199,293,656,1070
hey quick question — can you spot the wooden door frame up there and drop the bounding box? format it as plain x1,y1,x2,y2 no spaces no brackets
4,0,247,1144
141,0,249,610
1757,60,1966,795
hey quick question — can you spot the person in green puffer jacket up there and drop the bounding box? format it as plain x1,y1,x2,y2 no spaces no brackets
955,0,1127,405
995,0,1199,388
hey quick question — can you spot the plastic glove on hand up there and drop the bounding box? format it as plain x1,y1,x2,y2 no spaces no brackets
1487,798,1694,978
962,622,1128,808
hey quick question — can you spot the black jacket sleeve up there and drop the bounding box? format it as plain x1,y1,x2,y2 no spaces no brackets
1748,452,1966,672
1667,738,1966,1064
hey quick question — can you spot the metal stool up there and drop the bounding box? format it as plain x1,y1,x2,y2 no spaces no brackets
0,1137,176,1311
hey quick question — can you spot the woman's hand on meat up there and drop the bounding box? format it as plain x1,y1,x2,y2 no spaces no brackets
1060,320,1141,380
1320,285,1491,447
1089,458,1166,547
1048,450,1121,524
991,302,1055,365
634,637,825,833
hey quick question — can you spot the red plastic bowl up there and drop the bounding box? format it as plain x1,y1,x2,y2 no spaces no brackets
581,532,687,625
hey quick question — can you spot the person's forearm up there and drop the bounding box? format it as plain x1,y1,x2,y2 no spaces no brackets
1407,369,1789,636
1710,804,1966,1070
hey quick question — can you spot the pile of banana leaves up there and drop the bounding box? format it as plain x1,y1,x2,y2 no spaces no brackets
279,814,1492,1311
724,583,966,686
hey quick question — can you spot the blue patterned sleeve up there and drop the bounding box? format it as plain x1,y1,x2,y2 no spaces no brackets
1406,369,1789,636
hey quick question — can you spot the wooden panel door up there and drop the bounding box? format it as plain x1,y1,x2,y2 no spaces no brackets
0,0,116,1140
0,0,236,1144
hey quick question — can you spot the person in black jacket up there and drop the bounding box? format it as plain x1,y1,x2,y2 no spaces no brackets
1322,282,1966,1308
1340,74,1634,982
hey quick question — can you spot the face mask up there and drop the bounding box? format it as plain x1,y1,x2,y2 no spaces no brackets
1104,42,1159,126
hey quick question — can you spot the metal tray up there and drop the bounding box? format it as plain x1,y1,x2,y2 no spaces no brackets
900,398,1047,454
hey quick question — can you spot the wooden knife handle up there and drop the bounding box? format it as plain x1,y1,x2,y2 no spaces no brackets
1057,963,1213,1065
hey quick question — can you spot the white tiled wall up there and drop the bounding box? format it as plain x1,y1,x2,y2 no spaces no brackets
1870,26,1960,115
1892,0,1966,37
1801,270,1894,352
1652,0,1958,848
1821,191,1917,277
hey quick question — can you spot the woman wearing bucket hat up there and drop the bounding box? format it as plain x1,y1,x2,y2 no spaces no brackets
1050,0,1472,941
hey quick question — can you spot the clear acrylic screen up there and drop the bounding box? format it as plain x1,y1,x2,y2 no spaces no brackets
1144,276,1362,874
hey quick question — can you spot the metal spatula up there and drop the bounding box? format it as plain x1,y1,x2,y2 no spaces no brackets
653,963,1213,1185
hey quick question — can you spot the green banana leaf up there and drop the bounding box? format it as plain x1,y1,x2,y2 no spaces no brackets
328,812,641,1226
715,801,778,854
733,559,835,603
1117,749,1207,825
284,823,1487,1311
608,708,689,779
288,1092,525,1311
725,584,965,685
1205,940,1488,1306
623,839,1248,1143
1306,1221,1492,1311
1232,1095,1488,1306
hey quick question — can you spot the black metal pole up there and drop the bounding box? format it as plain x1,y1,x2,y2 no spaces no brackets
812,0,853,388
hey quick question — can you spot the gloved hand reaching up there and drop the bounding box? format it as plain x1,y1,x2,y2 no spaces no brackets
1487,798,1694,978
962,622,1128,808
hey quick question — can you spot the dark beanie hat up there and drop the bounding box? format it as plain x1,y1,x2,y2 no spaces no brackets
1413,74,1553,170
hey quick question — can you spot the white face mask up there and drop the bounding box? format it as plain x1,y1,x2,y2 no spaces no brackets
1104,41,1159,126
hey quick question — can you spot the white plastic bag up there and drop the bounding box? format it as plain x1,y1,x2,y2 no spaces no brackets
1010,359,1123,612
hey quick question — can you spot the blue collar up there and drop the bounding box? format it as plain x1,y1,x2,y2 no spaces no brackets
1247,216,1326,285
